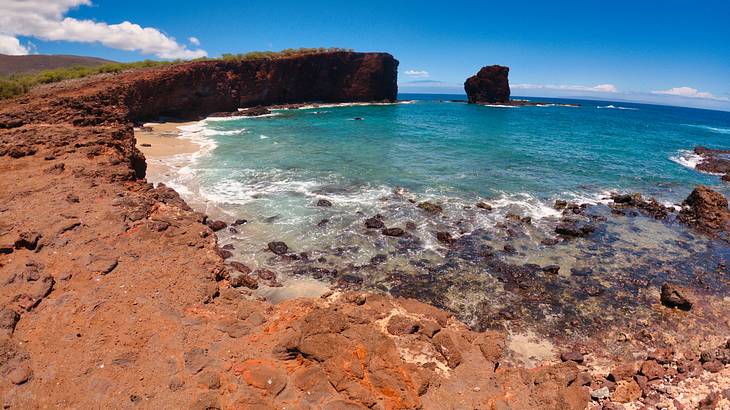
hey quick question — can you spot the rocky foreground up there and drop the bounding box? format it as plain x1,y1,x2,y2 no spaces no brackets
1,53,729,409
0,52,597,409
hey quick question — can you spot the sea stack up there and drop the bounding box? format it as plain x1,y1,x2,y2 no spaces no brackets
464,65,511,104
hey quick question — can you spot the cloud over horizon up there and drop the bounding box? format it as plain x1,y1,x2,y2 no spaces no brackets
0,0,207,59
404,69,430,79
651,86,729,102
511,83,618,93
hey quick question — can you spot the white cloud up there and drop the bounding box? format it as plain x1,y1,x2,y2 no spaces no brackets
189,36,200,46
0,34,31,55
0,0,207,59
651,86,728,102
405,69,430,79
512,83,618,93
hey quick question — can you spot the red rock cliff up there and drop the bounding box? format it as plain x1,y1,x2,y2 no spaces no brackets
0,51,399,127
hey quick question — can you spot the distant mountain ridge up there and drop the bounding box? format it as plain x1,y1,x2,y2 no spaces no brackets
0,54,115,76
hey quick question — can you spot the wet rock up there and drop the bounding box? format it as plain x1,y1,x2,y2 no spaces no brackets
436,231,454,245
217,248,233,259
364,216,384,229
554,200,568,210
8,365,32,385
232,219,247,226
316,199,332,207
221,244,234,250
561,351,584,364
382,227,405,237
229,262,251,274
502,244,516,254
14,231,41,250
230,274,258,289
555,219,595,238
660,283,692,311
317,218,329,227
387,315,420,335
267,241,289,255
542,265,560,275
370,254,387,265
476,202,493,211
256,269,277,281
206,220,227,231
417,201,443,214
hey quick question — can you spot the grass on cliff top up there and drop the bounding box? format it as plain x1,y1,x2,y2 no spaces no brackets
0,48,354,100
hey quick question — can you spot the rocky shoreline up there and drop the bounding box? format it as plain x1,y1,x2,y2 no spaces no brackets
1,53,729,409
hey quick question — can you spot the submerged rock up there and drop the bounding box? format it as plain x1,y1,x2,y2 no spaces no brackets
206,220,227,231
364,216,385,229
382,227,405,237
417,201,443,214
267,241,289,255
316,199,332,207
660,283,692,311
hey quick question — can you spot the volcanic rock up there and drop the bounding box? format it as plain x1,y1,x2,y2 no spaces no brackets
267,241,289,255
660,283,693,311
464,65,511,104
316,199,332,207
206,220,227,231
679,185,730,236
364,216,385,229
382,227,405,237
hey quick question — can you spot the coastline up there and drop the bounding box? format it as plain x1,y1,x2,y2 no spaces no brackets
1,54,729,409
134,121,200,158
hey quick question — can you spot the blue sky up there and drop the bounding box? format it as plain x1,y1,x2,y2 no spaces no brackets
2,0,729,110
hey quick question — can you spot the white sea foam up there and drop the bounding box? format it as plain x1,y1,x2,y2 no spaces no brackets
259,135,269,139
483,104,518,108
596,105,638,110
684,124,730,135
294,100,415,110
205,112,281,121
669,149,704,170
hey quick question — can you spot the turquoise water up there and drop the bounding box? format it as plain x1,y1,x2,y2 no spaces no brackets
194,95,730,205
151,95,730,331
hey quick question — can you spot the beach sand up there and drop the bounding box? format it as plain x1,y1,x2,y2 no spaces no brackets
134,121,198,158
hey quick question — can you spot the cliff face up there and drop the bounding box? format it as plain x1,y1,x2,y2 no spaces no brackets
464,65,511,104
0,51,399,127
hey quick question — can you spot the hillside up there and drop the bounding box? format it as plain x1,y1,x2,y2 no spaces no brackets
0,54,115,76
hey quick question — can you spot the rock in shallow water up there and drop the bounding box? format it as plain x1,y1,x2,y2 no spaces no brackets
660,283,692,310
267,241,289,255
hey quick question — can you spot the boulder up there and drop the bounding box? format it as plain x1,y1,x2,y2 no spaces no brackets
267,241,289,255
464,65,511,104
679,185,730,235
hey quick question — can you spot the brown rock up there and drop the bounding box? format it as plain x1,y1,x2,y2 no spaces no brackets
640,360,664,380
382,227,405,237
561,351,585,364
476,202,493,211
702,360,723,373
9,365,32,385
206,220,227,231
316,199,332,207
660,283,692,311
229,261,251,274
230,274,258,289
267,241,289,255
612,379,641,403
364,216,385,229
432,330,462,369
386,315,420,335
678,185,730,235
608,363,637,382
417,201,443,214
14,231,41,250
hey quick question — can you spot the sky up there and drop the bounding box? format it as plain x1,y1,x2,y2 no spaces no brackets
1,0,728,110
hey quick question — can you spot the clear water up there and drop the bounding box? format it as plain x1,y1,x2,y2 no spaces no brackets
149,94,730,336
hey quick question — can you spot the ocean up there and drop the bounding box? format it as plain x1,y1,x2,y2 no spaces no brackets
147,94,730,331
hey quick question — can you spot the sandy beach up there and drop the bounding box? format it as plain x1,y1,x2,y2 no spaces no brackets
134,121,198,158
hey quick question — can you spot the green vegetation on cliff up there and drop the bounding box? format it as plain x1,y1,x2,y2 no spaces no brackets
0,48,354,100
